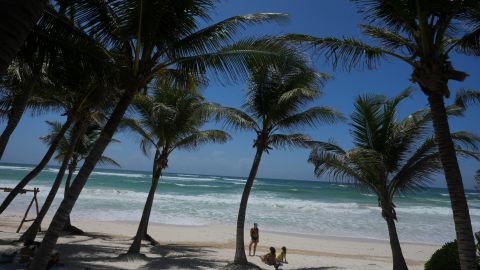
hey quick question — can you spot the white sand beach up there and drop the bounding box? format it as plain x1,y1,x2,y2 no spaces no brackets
0,212,439,270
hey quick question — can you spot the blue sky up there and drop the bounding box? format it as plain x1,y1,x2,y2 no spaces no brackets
2,0,479,188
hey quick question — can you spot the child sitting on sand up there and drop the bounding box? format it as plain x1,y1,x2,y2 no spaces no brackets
261,247,280,269
276,246,288,264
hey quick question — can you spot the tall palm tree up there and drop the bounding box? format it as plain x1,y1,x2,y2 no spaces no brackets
122,83,230,258
19,119,120,243
30,1,292,268
309,90,480,270
283,1,480,268
0,0,48,75
0,40,115,214
216,55,342,265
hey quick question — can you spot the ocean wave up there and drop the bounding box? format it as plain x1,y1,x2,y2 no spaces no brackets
90,171,147,178
0,165,33,171
222,177,245,182
162,175,216,182
173,183,221,188
396,205,480,216
176,174,200,178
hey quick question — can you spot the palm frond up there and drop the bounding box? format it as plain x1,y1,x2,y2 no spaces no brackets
360,24,416,53
280,34,413,70
309,143,380,192
268,134,315,150
171,38,297,84
174,130,231,151
275,107,344,131
97,156,121,167
169,13,288,58
455,89,480,109
213,107,259,132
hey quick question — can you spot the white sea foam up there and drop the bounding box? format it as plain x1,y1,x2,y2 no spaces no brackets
177,174,200,177
0,165,33,171
162,175,216,182
90,171,147,178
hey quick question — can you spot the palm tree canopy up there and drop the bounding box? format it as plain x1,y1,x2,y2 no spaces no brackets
56,0,294,90
217,53,343,151
41,120,120,168
124,82,230,159
282,0,480,97
309,90,480,200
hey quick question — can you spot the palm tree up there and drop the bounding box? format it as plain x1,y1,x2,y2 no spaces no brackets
216,55,342,265
19,119,120,243
283,1,480,268
62,123,120,233
30,1,292,268
0,60,50,159
309,90,480,270
0,39,115,214
0,0,48,75
122,82,230,258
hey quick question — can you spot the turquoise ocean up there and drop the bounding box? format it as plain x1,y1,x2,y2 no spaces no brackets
0,163,479,244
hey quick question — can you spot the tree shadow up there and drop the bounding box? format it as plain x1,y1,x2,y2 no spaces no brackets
142,244,228,269
293,267,343,270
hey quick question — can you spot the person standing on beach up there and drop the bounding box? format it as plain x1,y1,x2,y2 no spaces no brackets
249,223,259,256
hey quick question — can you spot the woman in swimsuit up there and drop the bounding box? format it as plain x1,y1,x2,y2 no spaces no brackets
249,223,259,256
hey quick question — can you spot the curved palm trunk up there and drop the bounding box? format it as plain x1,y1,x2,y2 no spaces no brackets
427,93,477,270
20,122,85,243
29,88,137,270
382,210,408,270
0,0,48,75
128,153,163,255
234,145,264,265
0,86,33,159
0,116,73,214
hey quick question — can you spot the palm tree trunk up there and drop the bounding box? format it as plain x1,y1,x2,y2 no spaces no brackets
427,93,477,270
128,151,162,255
0,86,33,159
234,145,264,265
0,116,73,214
63,159,77,232
19,122,85,243
0,0,48,75
29,88,137,270
383,210,408,270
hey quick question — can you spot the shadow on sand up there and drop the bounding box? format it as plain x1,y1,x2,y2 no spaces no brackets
1,231,343,270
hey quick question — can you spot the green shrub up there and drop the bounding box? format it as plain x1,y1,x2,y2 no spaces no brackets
424,241,461,270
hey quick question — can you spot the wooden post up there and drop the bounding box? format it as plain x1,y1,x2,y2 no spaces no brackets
0,187,40,233
16,194,35,233
33,188,40,231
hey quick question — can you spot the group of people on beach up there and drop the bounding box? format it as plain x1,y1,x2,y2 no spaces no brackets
249,223,288,270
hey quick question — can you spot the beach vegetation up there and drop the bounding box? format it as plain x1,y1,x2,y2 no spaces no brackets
121,81,230,258
19,119,120,243
309,90,480,270
217,53,343,265
26,1,292,268
284,1,480,267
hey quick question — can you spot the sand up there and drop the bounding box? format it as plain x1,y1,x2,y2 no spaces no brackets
0,212,440,270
